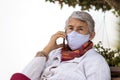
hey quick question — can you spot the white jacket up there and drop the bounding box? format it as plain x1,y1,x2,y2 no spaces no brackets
22,48,111,80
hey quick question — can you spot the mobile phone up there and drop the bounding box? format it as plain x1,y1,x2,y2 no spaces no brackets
63,38,65,49
63,30,66,49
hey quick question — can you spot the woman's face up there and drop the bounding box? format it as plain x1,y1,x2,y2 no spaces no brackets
66,18,90,35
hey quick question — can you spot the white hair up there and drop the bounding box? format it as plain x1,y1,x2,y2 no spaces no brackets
65,11,95,33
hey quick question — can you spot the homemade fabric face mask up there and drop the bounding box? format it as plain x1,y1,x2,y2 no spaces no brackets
67,31,90,50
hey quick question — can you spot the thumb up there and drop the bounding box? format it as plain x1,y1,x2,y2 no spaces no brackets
56,44,63,48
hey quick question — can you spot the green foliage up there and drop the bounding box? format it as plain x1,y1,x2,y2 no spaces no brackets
94,41,120,67
45,0,120,16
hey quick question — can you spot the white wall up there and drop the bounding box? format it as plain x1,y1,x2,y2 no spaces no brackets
0,0,118,79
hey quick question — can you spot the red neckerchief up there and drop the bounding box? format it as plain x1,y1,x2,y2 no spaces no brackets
61,40,93,61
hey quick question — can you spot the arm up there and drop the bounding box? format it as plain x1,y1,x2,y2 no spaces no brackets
37,31,66,57
22,31,66,80
22,57,46,80
85,59,111,80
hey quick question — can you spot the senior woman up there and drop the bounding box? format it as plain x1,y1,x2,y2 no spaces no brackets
11,11,111,80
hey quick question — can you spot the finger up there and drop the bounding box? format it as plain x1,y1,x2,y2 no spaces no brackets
55,33,66,39
56,31,66,38
57,44,63,48
51,31,66,42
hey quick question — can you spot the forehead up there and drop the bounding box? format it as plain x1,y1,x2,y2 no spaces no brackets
67,18,88,28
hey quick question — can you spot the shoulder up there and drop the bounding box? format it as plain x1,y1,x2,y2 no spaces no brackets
84,48,110,69
83,48,110,69
45,48,62,67
47,48,62,62
85,48,106,62
48,48,62,58
83,48,111,80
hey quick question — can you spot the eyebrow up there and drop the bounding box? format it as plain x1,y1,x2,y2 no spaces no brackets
67,25,85,29
77,26,84,29
67,25,73,27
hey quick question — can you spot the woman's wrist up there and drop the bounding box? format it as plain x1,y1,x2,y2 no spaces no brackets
35,51,48,58
42,45,52,54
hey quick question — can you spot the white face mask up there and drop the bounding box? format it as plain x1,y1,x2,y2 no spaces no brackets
67,31,90,50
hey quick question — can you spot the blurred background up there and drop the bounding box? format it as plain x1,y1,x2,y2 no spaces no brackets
0,0,119,79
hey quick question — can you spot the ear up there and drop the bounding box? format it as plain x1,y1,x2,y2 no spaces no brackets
89,32,95,40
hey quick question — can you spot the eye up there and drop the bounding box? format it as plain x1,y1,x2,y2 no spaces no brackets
69,27,73,30
78,28,83,31
67,25,73,30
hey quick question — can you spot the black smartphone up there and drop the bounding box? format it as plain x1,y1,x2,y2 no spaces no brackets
63,30,67,49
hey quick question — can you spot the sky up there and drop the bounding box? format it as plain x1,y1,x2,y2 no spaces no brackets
0,0,119,80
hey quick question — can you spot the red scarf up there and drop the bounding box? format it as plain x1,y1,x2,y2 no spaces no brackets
61,40,93,61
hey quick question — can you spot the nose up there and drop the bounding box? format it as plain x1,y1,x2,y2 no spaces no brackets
73,28,78,32
68,31,78,37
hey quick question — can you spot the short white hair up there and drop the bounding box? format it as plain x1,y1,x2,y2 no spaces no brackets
65,11,95,33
